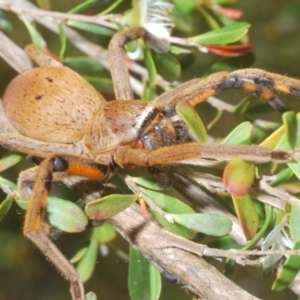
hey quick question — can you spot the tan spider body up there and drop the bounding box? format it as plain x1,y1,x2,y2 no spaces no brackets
1,27,300,299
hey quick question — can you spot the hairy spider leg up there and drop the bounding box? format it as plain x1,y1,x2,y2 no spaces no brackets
158,68,300,115
23,155,112,300
114,142,291,169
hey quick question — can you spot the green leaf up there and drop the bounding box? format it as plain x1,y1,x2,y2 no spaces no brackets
85,194,138,221
151,210,197,239
77,238,98,282
173,8,193,33
129,246,161,300
68,0,100,14
140,188,195,214
84,291,97,300
288,162,300,181
0,10,12,34
176,101,207,143
140,188,197,238
67,20,115,36
272,241,300,291
154,52,181,82
0,176,18,192
282,111,297,150
231,194,259,240
0,151,23,172
20,15,44,49
131,177,164,191
144,47,157,88
92,222,116,244
142,84,156,102
262,112,300,150
173,0,198,14
46,197,88,233
223,158,255,196
188,22,250,45
84,77,113,94
70,246,88,264
222,122,253,145
64,56,105,72
270,168,294,187
210,54,255,73
209,236,242,250
172,213,232,236
290,202,300,242
0,195,13,222
58,24,67,60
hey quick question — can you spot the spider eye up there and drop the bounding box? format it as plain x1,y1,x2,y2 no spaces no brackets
154,124,161,132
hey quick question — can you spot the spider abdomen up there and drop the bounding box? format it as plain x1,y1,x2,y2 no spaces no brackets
3,66,106,143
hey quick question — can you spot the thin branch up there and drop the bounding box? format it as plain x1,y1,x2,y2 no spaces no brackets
0,0,117,29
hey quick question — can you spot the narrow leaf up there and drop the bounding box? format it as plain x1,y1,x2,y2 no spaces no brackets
0,195,13,222
70,246,88,264
132,177,164,191
144,47,157,88
151,210,197,239
288,162,300,181
282,111,297,150
214,7,243,19
173,0,198,14
154,52,181,82
188,22,250,45
58,24,67,60
20,16,44,49
67,20,115,36
272,241,300,291
261,112,300,150
129,246,161,300
0,151,23,172
77,238,98,282
231,194,259,240
222,122,253,145
176,101,207,142
140,188,195,214
86,194,138,221
290,202,300,242
172,213,232,236
207,43,254,57
64,56,105,72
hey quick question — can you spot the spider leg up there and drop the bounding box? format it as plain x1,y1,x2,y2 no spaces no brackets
158,69,300,114
114,143,291,168
108,27,168,101
22,155,112,300
0,133,83,157
25,44,63,68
